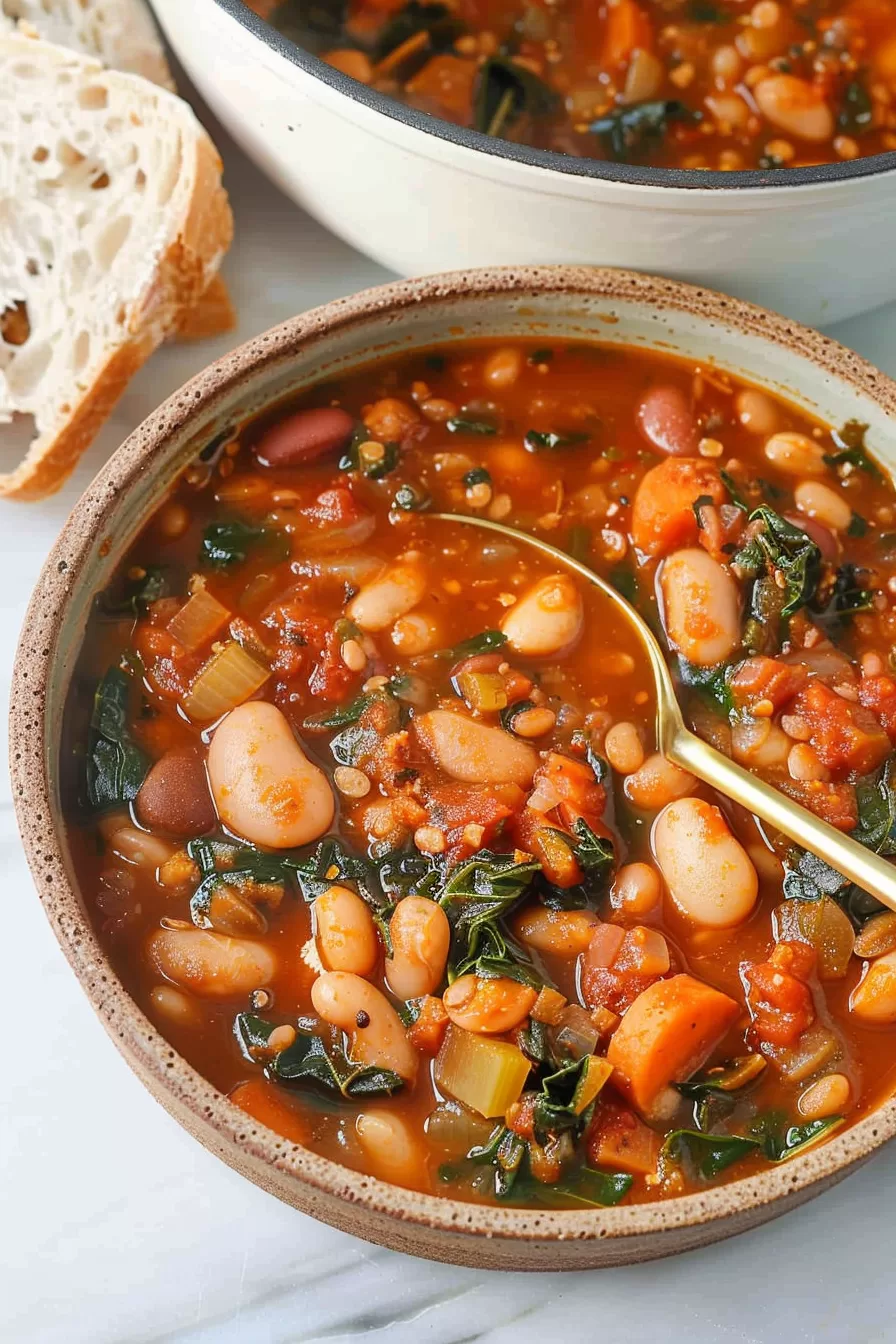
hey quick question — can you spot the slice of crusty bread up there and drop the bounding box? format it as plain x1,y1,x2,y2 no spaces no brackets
0,33,233,499
0,0,175,86
1,0,236,344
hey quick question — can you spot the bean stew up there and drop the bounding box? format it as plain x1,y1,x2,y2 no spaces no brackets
257,0,896,170
66,338,896,1210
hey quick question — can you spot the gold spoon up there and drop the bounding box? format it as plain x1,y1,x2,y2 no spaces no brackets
432,511,896,915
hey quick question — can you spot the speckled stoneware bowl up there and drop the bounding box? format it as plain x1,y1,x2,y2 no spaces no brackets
12,267,896,1270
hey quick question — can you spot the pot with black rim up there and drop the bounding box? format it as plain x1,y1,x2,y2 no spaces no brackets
148,0,896,326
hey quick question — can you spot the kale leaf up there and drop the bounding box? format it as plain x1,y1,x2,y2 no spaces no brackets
87,665,150,810
588,100,700,161
234,1013,404,1098
473,56,558,138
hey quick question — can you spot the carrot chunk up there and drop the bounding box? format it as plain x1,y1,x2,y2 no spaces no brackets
587,1100,661,1176
630,458,726,559
606,974,740,1120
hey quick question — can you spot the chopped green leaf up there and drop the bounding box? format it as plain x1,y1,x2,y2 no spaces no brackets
234,1012,404,1098
303,691,379,730
537,1167,633,1208
720,468,750,513
86,666,150,810
103,566,169,616
339,434,400,480
433,629,507,662
201,519,286,569
472,56,558,138
824,421,884,482
467,1123,528,1198
589,100,700,161
662,1128,759,1178
733,505,822,620
523,429,590,452
445,415,498,436
440,848,541,980
571,818,614,877
838,79,873,135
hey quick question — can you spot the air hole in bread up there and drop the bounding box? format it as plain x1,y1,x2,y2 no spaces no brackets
135,168,146,190
96,214,131,268
32,146,49,163
5,340,51,396
72,330,90,374
0,303,31,348
70,249,91,291
91,171,110,190
0,415,38,471
78,82,108,110
57,139,85,168
12,61,40,79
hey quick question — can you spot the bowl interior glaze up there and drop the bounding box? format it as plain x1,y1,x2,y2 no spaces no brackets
12,267,896,1270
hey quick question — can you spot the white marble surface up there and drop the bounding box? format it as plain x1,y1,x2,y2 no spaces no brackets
5,111,896,1344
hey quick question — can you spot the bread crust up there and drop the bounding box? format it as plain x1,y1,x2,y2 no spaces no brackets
0,61,234,500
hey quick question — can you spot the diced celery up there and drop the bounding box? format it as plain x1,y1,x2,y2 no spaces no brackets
573,1055,613,1114
456,671,508,713
183,641,270,721
434,1026,530,1118
167,586,231,651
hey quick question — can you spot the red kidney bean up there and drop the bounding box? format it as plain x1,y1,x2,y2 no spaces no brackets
254,407,354,467
135,746,217,837
784,512,840,561
636,385,699,456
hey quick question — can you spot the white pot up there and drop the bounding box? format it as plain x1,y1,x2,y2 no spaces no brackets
151,0,896,327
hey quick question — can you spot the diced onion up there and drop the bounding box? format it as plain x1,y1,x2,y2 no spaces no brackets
167,587,231,651
527,779,562,814
183,641,270,722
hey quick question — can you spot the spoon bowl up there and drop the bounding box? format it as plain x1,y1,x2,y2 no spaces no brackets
433,512,896,915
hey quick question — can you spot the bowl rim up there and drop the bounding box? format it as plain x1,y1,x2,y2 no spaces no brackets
13,264,896,1254
209,0,896,193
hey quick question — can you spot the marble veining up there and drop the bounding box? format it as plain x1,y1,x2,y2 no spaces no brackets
4,88,896,1344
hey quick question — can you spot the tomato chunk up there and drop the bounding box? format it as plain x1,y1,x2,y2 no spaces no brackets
859,673,896,743
791,681,890,776
744,941,817,1048
581,923,671,1014
729,656,809,714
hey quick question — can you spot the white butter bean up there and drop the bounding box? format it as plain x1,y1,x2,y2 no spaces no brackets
414,710,538,786
208,701,334,849
652,797,758,928
754,74,834,142
347,562,427,632
625,754,696,811
850,950,896,1024
386,896,451,999
735,388,779,436
660,548,741,667
763,431,828,476
513,906,599,956
794,480,853,533
315,884,379,976
148,926,276,997
311,971,418,1079
355,1110,424,1186
500,574,584,658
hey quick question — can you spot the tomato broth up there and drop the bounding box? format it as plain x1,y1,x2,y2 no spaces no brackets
260,0,896,170
65,338,896,1210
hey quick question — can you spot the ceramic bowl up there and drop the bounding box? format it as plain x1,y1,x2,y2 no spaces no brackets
147,0,896,327
12,267,896,1270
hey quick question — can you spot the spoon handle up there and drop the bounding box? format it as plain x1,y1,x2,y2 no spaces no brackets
667,727,896,915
